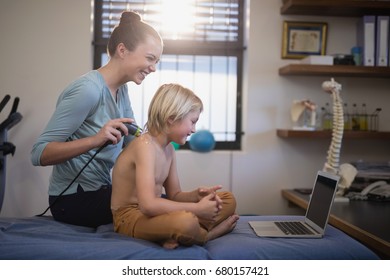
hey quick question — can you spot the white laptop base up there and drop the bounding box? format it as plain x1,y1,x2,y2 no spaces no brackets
249,219,322,238
249,170,340,238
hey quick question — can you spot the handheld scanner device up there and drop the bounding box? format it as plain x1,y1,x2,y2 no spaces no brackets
125,122,142,137
102,122,143,148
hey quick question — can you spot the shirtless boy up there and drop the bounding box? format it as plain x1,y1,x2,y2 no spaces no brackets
111,83,239,249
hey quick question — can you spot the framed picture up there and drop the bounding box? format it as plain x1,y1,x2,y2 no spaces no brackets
282,21,328,59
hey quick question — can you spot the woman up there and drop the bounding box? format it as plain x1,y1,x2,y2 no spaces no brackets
31,11,163,227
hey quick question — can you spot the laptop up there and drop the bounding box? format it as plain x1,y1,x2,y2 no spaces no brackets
249,170,340,238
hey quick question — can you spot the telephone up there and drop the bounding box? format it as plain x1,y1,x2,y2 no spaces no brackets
361,180,390,201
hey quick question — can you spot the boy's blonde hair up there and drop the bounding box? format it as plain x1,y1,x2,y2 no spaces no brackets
146,84,203,135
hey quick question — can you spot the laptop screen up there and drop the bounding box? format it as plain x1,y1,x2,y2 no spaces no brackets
306,172,339,229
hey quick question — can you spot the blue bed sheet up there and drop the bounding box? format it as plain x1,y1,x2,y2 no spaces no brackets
0,215,379,260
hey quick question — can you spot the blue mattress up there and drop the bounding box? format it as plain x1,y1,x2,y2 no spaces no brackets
0,215,379,260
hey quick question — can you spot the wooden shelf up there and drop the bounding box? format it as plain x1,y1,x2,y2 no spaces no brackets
279,64,390,78
279,1,390,78
282,189,390,259
281,0,390,17
276,129,390,139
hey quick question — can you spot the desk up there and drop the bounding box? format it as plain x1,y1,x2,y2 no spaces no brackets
282,189,390,259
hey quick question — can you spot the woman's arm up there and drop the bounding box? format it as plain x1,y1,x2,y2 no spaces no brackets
39,118,133,166
31,80,133,166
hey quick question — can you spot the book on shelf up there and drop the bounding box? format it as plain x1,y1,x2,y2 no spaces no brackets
300,55,333,65
376,15,389,66
357,15,376,66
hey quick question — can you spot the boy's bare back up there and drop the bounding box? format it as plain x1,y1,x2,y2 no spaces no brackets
111,133,174,211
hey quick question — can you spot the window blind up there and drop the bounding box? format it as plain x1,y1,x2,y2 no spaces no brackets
98,0,242,44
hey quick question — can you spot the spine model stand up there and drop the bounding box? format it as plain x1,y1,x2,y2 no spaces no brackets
321,78,357,195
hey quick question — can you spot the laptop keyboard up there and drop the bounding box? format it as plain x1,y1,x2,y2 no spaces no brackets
275,221,313,235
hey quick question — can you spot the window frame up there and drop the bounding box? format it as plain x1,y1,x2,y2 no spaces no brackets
93,0,245,150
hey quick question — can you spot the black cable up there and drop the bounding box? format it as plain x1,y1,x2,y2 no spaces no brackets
36,142,109,217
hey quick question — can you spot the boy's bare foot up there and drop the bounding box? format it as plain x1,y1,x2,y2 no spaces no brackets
206,214,239,241
161,239,180,249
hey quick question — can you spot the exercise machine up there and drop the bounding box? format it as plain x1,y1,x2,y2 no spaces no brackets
0,94,22,212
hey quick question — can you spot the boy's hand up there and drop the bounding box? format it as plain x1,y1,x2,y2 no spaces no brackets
196,193,220,221
197,185,223,211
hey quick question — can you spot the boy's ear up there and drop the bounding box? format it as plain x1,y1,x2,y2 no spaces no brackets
167,116,175,125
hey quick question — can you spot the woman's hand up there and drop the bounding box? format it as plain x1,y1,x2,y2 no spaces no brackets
95,117,134,146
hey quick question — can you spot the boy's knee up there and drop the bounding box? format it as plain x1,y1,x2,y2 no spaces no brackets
218,191,235,201
218,191,236,212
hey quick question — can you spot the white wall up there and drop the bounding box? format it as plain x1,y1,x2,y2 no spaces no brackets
0,0,92,216
1,0,389,217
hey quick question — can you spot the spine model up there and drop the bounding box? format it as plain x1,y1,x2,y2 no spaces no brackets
321,78,344,174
